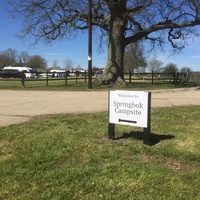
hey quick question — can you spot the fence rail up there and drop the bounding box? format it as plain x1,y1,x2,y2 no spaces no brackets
0,70,195,88
124,71,189,84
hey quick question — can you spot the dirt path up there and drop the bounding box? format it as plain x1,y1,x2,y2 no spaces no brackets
0,87,200,127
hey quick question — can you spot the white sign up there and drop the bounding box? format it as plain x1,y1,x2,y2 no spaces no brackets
109,90,149,128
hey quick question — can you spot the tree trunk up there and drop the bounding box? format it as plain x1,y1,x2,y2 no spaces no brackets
96,2,127,86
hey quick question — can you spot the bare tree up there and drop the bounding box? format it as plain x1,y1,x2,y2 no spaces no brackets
19,51,31,66
149,57,163,73
1,48,18,66
180,66,192,73
124,42,147,73
51,59,60,69
8,0,200,85
63,58,73,70
0,53,10,67
180,66,191,81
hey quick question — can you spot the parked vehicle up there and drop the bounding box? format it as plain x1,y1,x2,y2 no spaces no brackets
69,69,86,76
0,69,23,78
94,70,104,77
3,66,37,78
38,72,53,78
50,69,68,78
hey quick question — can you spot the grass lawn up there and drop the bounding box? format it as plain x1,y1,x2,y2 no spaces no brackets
0,105,200,199
0,78,197,91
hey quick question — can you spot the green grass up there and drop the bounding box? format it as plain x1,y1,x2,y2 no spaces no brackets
0,106,200,199
0,79,88,90
0,78,197,91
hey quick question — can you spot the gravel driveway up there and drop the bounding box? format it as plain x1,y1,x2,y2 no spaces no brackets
0,87,200,127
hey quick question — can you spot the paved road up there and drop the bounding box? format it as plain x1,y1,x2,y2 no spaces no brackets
0,87,200,127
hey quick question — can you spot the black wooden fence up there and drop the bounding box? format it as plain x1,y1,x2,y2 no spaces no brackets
0,70,190,88
124,71,189,84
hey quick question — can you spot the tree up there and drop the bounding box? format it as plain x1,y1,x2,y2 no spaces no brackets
164,63,178,83
180,66,191,81
149,57,163,73
8,0,200,85
0,53,10,67
63,58,73,70
180,66,191,73
28,55,47,70
124,42,147,73
18,51,31,66
52,59,60,69
1,48,18,66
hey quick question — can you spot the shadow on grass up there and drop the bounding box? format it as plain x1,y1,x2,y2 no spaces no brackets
115,131,175,146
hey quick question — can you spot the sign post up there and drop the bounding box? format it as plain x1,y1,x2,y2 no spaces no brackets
143,92,151,145
108,123,115,139
108,90,151,145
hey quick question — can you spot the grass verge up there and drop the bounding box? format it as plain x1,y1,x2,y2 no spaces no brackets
0,106,200,199
0,78,197,91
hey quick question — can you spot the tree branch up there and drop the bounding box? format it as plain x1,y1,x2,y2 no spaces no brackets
125,19,200,47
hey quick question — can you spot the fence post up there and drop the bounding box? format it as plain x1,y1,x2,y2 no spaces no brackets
187,69,190,82
65,71,68,85
84,71,87,83
129,72,132,83
21,73,25,88
76,71,78,84
46,71,48,86
152,71,154,84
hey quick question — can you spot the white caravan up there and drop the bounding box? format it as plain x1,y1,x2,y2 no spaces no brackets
3,66,37,78
50,69,66,77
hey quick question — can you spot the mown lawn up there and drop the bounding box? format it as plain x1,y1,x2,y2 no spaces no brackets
0,106,200,199
0,78,197,91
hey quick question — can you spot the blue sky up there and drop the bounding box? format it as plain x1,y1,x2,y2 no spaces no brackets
0,1,200,71
0,1,107,70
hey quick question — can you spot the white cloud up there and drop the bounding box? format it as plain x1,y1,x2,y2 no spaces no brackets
189,55,200,59
45,52,71,57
